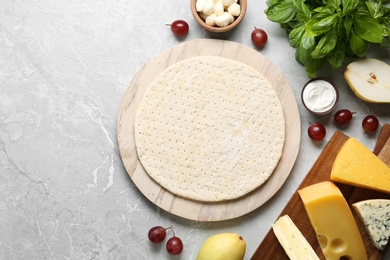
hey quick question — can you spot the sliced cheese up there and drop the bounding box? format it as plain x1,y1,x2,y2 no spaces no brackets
298,181,367,260
272,215,319,260
330,137,390,194
352,199,390,250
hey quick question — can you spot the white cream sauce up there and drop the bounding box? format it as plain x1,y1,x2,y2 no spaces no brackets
302,80,337,113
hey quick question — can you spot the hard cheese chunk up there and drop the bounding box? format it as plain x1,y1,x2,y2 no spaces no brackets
352,199,390,250
298,181,367,260
330,137,390,194
272,215,319,260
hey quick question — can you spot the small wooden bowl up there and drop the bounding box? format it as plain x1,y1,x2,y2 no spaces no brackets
190,0,247,33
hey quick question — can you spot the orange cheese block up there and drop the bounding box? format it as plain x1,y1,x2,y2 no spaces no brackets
330,137,390,194
298,181,367,260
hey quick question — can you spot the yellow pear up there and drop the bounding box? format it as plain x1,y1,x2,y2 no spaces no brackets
196,233,246,260
344,58,390,103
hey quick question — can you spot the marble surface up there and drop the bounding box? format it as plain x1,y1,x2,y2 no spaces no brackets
0,0,389,259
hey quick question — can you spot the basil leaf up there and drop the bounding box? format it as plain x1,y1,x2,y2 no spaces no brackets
281,23,294,31
311,13,339,35
335,15,346,37
354,1,372,16
344,15,353,39
342,0,359,15
295,49,302,65
265,1,297,24
306,58,326,78
365,0,385,19
311,31,338,58
354,15,383,43
266,0,280,6
297,35,316,66
305,17,320,37
287,19,302,29
289,24,306,47
293,0,312,23
305,12,331,37
327,41,345,69
313,6,334,14
307,0,324,8
382,24,390,38
328,0,341,10
350,30,368,57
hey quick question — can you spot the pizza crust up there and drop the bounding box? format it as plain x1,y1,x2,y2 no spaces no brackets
134,56,285,202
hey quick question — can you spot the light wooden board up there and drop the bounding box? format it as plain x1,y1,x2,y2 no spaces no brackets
117,39,300,221
252,124,390,259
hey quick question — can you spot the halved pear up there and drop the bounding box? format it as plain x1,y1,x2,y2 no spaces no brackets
344,58,390,103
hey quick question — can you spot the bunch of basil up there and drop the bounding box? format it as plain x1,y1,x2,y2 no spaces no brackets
265,0,390,78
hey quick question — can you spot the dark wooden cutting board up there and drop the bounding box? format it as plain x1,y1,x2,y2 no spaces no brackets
252,124,390,260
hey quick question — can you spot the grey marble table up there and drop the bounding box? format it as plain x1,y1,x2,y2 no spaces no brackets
1,0,389,259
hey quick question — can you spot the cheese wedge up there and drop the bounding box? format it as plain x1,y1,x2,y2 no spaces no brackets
330,137,390,194
298,181,367,260
272,215,319,260
330,137,390,193
352,199,390,250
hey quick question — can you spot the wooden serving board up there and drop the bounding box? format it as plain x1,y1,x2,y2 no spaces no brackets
117,39,300,222
252,124,390,260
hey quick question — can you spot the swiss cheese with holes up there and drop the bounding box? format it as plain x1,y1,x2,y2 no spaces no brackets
134,56,285,202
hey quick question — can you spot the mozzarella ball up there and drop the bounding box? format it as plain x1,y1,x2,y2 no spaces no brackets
214,1,225,16
203,0,215,16
215,12,234,27
205,13,217,26
227,3,240,16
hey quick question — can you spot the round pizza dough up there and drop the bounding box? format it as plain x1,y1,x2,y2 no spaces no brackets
134,56,285,202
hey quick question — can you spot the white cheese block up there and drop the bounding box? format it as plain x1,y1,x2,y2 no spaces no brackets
352,199,390,250
272,215,320,260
